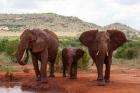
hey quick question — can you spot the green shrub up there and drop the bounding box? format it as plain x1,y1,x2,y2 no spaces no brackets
115,39,140,59
0,38,19,62
0,66,21,72
0,36,90,71
0,38,8,52
78,49,90,70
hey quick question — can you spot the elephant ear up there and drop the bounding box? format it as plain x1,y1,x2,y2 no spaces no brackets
76,49,84,59
107,30,127,50
32,36,46,53
31,29,47,53
79,30,98,48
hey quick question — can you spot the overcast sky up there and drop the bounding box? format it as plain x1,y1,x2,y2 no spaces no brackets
1,0,140,30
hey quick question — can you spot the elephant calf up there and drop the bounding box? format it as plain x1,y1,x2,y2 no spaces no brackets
62,48,84,79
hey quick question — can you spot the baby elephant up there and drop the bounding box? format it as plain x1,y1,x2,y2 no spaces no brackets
62,48,84,79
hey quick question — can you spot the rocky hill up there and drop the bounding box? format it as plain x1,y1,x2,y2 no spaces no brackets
104,23,140,39
0,13,139,39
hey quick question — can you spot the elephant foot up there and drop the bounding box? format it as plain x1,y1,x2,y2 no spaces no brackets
70,77,76,79
36,75,41,81
105,79,110,83
70,76,77,79
36,77,41,81
97,80,106,86
104,76,110,83
40,78,48,83
63,74,66,77
49,74,55,78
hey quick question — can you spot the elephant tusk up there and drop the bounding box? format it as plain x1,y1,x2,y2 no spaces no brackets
96,51,99,56
106,52,108,56
21,50,26,62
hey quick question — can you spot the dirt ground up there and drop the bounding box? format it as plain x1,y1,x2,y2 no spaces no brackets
0,64,140,93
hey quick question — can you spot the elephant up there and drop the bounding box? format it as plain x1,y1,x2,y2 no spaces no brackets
16,28,59,83
79,30,127,86
62,48,84,79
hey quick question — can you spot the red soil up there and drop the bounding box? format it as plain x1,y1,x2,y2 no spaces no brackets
0,64,140,93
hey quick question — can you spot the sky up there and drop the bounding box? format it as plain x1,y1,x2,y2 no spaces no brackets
1,0,140,30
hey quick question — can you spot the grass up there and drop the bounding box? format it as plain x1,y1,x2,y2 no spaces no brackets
0,31,22,37
0,32,140,70
112,57,140,68
0,31,82,37
0,66,22,72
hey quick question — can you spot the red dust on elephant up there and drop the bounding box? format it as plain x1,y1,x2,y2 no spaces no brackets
62,48,84,79
79,30,127,86
16,29,59,83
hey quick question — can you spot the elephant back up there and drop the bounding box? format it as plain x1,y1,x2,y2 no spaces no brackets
43,29,59,52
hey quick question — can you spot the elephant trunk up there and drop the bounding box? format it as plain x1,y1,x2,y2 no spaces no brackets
16,48,29,65
68,61,72,77
96,42,109,56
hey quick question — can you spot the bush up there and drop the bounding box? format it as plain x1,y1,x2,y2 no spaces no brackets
59,36,81,48
0,66,21,72
0,38,19,62
115,39,140,59
0,38,8,52
0,36,90,71
78,49,90,70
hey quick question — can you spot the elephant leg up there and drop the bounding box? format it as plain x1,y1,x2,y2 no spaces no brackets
105,57,112,83
95,62,104,80
49,62,55,77
49,52,57,77
70,62,77,79
40,62,47,83
63,62,66,77
31,55,41,81
73,62,78,79
90,51,102,80
90,53,105,85
105,63,110,83
69,64,73,79
40,51,48,83
95,58,105,86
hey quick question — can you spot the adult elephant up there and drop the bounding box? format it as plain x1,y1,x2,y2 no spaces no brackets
79,30,127,86
16,28,59,83
62,48,84,79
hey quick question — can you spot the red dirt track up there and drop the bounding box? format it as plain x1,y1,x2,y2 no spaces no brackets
0,65,140,93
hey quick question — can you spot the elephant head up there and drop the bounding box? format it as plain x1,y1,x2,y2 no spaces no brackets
79,30,127,55
79,29,127,85
16,29,47,65
76,48,84,59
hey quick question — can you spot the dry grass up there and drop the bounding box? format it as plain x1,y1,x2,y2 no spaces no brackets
0,31,81,37
55,31,81,37
0,31,22,37
112,57,140,68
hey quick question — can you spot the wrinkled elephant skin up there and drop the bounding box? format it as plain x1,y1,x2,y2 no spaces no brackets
62,48,84,79
79,30,127,86
16,29,59,83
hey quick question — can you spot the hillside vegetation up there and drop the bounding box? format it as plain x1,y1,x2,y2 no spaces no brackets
0,13,140,69
0,13,140,39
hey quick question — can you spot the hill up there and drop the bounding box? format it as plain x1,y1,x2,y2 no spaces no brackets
0,13,139,39
104,23,140,39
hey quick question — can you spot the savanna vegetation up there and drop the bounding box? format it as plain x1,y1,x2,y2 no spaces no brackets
0,13,140,71
0,36,140,72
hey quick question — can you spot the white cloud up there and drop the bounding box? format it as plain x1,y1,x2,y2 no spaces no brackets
0,0,140,30
112,0,140,5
